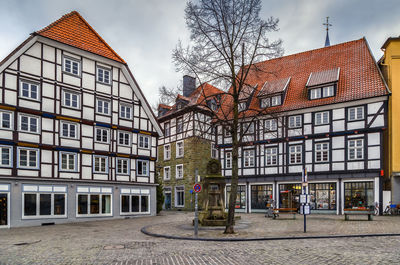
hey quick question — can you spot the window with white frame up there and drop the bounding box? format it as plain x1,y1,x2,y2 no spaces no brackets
0,111,12,129
95,127,109,143
76,186,112,216
138,135,150,149
137,160,149,176
20,80,40,101
323,86,334,97
243,122,254,134
310,88,321,100
93,155,108,173
225,126,232,137
120,189,150,214
97,67,111,84
348,106,364,121
18,147,39,169
348,139,363,160
19,114,39,133
226,151,232,168
163,166,170,180
120,104,132,119
288,115,302,128
63,57,80,76
118,131,131,146
176,164,183,179
243,149,255,167
238,102,247,112
61,121,78,139
315,143,329,162
0,145,12,167
164,122,171,136
22,185,67,218
175,186,185,207
62,90,80,109
211,143,218,159
260,98,270,108
60,152,77,171
176,141,184,158
116,158,130,175
164,144,171,160
96,98,111,115
176,117,183,133
271,95,281,106
315,111,329,125
265,119,277,131
289,145,302,164
265,147,277,166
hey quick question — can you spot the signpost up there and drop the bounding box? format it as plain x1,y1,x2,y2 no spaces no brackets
301,167,310,233
194,169,200,237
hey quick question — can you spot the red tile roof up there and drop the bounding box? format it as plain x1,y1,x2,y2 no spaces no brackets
35,11,125,63
219,38,388,119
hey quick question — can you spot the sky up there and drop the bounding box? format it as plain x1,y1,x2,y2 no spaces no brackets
0,0,399,106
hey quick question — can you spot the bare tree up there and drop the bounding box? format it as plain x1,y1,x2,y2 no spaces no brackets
172,0,283,234
152,85,182,113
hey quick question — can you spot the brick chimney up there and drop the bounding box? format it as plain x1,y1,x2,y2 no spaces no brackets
182,75,196,97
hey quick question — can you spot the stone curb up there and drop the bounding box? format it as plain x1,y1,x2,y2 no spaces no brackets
141,224,400,242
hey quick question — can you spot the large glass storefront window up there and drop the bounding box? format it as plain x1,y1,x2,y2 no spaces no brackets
23,192,66,217
309,183,336,210
251,185,273,210
279,184,301,209
226,185,246,209
344,182,374,209
77,193,112,216
120,194,149,214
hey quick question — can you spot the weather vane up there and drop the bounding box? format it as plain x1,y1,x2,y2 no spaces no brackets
323,17,332,47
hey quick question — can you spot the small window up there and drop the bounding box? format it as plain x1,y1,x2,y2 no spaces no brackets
19,114,40,133
176,141,184,158
0,111,12,130
243,122,254,134
18,148,39,169
176,117,183,133
265,147,277,166
175,186,185,207
0,145,12,167
243,149,255,167
271,95,281,106
315,111,329,125
163,166,170,180
288,115,302,128
348,139,363,160
289,145,302,164
96,98,111,115
310,88,321,100
265,119,277,131
120,104,132,119
260,98,270,108
164,122,170,137
138,135,150,149
225,151,232,168
62,90,80,109
93,155,108,173
225,126,232,137
61,121,78,139
118,131,131,146
164,144,171,160
63,57,80,76
238,102,247,112
97,67,111,84
211,143,218,159
116,158,130,175
95,127,110,143
348,106,364,121
137,160,149,176
60,152,77,172
315,143,329,162
176,164,184,179
323,86,334,97
20,80,40,101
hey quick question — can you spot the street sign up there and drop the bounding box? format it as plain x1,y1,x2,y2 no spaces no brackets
300,204,311,215
189,189,194,194
193,183,202,193
300,194,311,204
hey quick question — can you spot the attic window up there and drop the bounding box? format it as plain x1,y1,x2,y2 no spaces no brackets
306,68,339,100
309,85,335,100
257,77,290,108
271,95,281,106
238,102,247,112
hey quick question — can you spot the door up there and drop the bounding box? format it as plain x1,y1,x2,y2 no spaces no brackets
0,193,8,227
164,192,171,210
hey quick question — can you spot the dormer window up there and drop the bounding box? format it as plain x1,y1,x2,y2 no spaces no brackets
207,99,218,111
260,98,270,108
310,88,322,100
238,102,247,112
257,77,290,108
323,86,334,97
271,95,281,106
306,68,339,100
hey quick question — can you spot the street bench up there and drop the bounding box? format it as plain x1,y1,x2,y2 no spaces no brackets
272,208,297,219
344,208,374,221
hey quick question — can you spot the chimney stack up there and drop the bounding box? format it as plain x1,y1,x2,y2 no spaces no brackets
182,75,196,97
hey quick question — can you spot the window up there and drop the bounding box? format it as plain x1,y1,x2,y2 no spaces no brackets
93,155,108,173
163,166,170,180
243,122,254,134
309,183,336,210
0,146,12,167
251,184,273,210
137,160,149,176
61,121,78,139
323,86,334,97
238,102,247,112
77,187,112,216
271,95,281,106
138,135,150,149
176,164,183,179
260,98,270,108
225,126,232,137
0,111,12,129
22,186,66,218
176,141,184,158
62,90,80,109
96,98,110,115
120,190,150,214
164,144,171,160
97,67,111,84
18,148,39,169
315,111,329,125
207,100,218,111
120,104,132,119
226,185,246,209
63,57,80,75
315,143,329,162
116,158,129,175
211,143,218,159
310,88,321,100
348,139,363,160
20,80,39,100
19,114,39,133
176,117,183,133
226,151,232,168
265,119,277,131
288,115,302,128
118,131,131,146
265,147,277,166
289,145,302,164
60,152,77,171
344,182,374,209
175,186,185,207
243,149,255,167
348,106,364,121
164,122,170,136
95,127,109,143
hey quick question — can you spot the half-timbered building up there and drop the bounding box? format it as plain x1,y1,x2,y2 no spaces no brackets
0,11,162,227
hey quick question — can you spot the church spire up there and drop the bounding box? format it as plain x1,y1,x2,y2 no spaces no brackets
323,17,332,47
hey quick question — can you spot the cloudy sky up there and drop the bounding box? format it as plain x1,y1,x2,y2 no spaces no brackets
0,0,399,106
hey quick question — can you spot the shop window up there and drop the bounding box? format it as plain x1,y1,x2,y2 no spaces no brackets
309,183,336,210
251,185,273,210
344,182,374,209
226,185,246,209
120,193,150,214
279,184,302,209
76,189,112,216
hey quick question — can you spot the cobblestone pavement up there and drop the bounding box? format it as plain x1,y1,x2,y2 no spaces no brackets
1,212,400,264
